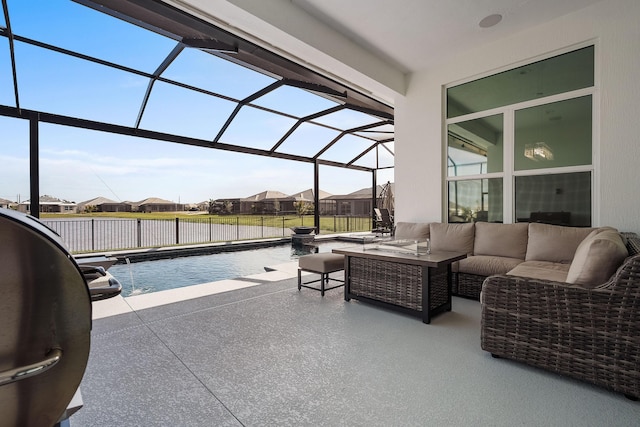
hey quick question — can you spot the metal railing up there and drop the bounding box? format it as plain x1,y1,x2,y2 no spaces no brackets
42,215,373,253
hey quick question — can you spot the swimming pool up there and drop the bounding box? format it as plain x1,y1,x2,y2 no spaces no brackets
108,240,353,296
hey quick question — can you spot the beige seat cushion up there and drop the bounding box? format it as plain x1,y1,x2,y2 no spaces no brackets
299,253,345,273
474,222,529,259
566,230,628,287
526,223,595,263
394,222,430,240
457,255,523,276
430,223,474,254
507,261,570,282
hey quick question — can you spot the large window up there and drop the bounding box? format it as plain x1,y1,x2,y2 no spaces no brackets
445,45,594,226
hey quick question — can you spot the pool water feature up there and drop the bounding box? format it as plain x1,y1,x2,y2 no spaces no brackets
109,240,352,297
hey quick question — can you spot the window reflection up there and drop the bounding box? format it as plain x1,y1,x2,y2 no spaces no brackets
447,46,594,118
514,96,592,171
515,172,591,227
448,178,503,223
447,114,502,177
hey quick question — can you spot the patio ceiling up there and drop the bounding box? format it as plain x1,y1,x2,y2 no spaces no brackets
0,0,394,172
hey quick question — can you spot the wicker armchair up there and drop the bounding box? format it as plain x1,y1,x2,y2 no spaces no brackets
481,253,640,400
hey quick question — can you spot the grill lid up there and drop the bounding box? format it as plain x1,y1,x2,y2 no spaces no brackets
0,208,91,426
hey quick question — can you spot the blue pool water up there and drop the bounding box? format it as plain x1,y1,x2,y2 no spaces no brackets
109,240,352,296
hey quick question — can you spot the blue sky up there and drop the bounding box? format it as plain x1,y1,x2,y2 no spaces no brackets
0,0,393,204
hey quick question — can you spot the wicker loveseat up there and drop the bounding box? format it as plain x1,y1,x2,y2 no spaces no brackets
480,253,640,400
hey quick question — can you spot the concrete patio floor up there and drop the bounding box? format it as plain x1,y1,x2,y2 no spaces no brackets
70,263,640,426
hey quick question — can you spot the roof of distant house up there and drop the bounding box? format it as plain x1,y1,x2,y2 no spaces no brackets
241,190,292,202
136,197,180,205
20,195,76,205
289,189,332,201
78,196,122,206
325,185,384,200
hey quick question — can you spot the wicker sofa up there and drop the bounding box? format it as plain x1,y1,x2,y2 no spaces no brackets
394,221,634,300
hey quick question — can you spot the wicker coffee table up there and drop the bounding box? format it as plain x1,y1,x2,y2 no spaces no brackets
332,245,466,323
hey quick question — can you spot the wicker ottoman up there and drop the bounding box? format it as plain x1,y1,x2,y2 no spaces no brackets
297,253,345,296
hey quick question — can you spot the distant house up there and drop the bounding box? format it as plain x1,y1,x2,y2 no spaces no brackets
183,203,199,211
240,190,292,214
78,196,132,213
134,197,184,213
288,189,333,215
206,198,241,214
236,189,335,215
324,185,390,216
17,195,77,214
0,197,14,209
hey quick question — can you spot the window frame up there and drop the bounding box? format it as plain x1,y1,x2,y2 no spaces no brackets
443,42,597,225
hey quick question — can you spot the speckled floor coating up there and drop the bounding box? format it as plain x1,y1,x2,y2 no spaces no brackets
71,278,640,426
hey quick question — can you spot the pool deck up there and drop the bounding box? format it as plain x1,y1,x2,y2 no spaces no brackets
73,257,640,426
72,234,640,425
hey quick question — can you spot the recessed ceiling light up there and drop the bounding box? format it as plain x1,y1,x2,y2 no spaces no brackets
479,14,503,28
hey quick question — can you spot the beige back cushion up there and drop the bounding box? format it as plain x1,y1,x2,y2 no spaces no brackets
430,223,475,254
474,222,529,259
566,230,628,287
394,222,430,240
525,223,595,263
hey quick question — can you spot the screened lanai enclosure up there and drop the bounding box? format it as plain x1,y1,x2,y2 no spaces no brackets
0,0,394,229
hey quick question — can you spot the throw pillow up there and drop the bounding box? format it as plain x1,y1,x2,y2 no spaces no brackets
566,230,629,287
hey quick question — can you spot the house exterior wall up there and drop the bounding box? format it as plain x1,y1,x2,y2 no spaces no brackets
17,203,77,214
394,0,640,233
138,203,184,213
239,200,293,214
100,203,132,213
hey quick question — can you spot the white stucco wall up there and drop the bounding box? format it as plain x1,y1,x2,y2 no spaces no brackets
395,0,640,233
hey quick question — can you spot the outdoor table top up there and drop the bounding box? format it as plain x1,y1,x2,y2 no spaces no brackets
332,246,467,267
